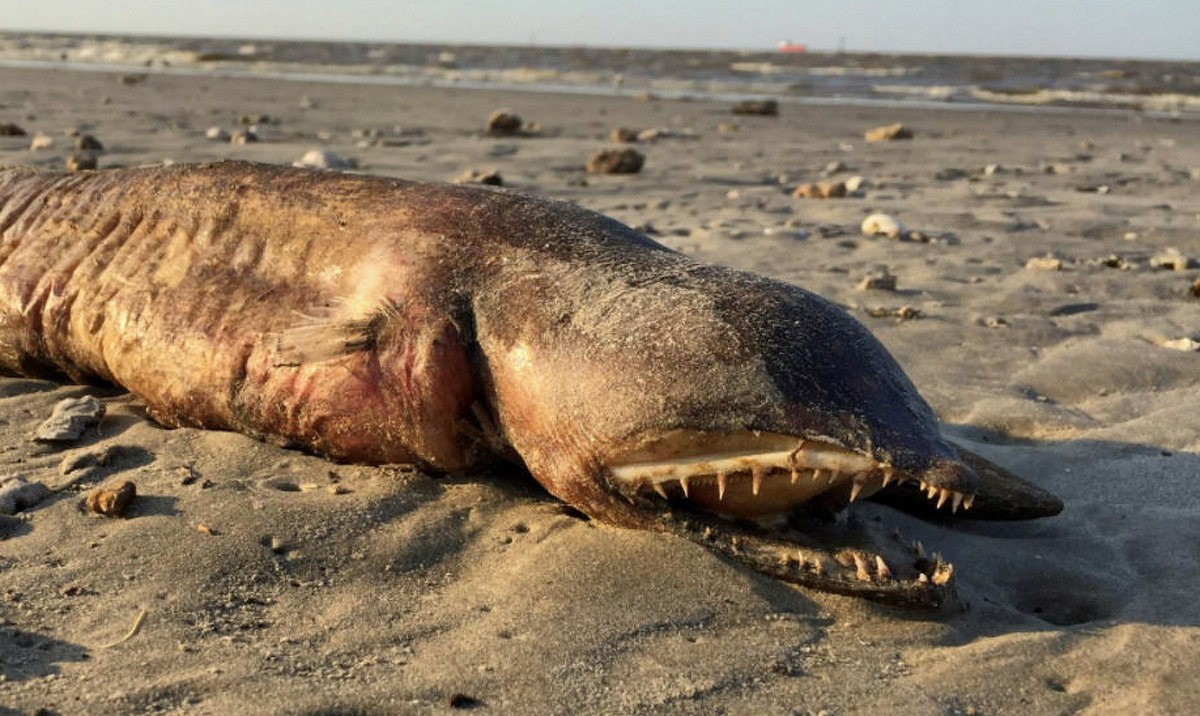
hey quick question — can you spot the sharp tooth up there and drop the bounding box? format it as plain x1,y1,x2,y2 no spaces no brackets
751,468,763,496
828,470,839,485
881,467,895,487
951,491,964,513
919,480,928,492
875,555,892,580
936,488,950,510
849,473,869,503
812,556,824,574
963,493,975,510
918,572,929,584
914,540,926,558
790,467,799,485
853,554,871,581
812,468,824,482
652,481,668,499
717,472,728,501
679,475,690,498
797,550,807,567
926,485,939,500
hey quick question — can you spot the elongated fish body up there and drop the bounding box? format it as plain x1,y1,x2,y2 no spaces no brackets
0,162,1060,607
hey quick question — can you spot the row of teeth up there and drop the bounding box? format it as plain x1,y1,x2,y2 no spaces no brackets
776,545,952,585
609,441,975,512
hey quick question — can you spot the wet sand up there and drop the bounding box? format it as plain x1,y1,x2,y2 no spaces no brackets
1,65,1199,715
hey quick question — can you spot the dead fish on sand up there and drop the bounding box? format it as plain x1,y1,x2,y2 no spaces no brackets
0,162,1060,608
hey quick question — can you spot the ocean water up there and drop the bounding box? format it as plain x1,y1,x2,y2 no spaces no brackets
1,32,1198,116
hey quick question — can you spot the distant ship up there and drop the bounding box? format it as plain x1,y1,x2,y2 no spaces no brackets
778,40,807,53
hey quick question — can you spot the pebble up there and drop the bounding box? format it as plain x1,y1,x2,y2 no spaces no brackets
485,109,524,136
844,176,867,193
983,163,1004,176
864,123,913,142
609,127,638,143
823,160,848,175
65,154,97,172
85,480,136,518
204,126,230,141
451,168,503,186
857,268,897,291
34,395,105,442
0,475,52,515
29,134,54,150
229,129,257,144
1191,278,1200,298
293,149,354,170
860,213,905,238
1159,337,1200,352
1149,247,1196,271
731,99,779,116
794,181,846,199
0,122,26,136
587,148,644,174
1025,256,1064,271
867,305,920,319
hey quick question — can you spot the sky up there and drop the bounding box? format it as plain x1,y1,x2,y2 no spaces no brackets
1,0,1198,61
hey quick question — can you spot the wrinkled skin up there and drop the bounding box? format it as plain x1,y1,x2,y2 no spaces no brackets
0,162,1061,608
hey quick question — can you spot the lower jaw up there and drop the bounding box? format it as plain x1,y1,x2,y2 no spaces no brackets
649,501,956,609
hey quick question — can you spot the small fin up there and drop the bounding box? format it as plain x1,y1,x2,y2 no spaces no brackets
273,299,400,366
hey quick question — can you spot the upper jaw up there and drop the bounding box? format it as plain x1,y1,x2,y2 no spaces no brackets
603,429,978,521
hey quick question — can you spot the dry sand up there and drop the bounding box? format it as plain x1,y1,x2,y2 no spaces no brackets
1,65,1199,715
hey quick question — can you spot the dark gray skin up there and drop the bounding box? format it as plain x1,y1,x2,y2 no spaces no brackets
0,162,1060,608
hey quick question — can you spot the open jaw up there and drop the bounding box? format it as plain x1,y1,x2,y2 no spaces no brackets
604,430,972,609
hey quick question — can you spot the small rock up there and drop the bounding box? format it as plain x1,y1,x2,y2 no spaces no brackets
269,536,287,553
587,148,644,174
451,168,503,186
1191,278,1200,297
86,481,136,518
983,163,1004,176
860,213,905,238
636,127,680,142
75,134,104,152
867,306,921,320
857,268,897,292
34,395,105,442
65,154,98,172
864,123,912,142
844,176,867,193
823,160,847,175
229,129,257,144
1149,247,1196,271
1159,337,1200,352
29,134,54,151
609,127,638,143
794,181,846,199
204,126,230,141
934,167,968,181
1025,256,1064,271
731,99,779,116
293,149,354,170
299,96,319,109
485,109,524,136
0,475,52,515
0,122,26,136
982,316,1010,328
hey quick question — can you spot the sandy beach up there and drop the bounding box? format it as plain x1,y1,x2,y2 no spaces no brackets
1,63,1199,715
